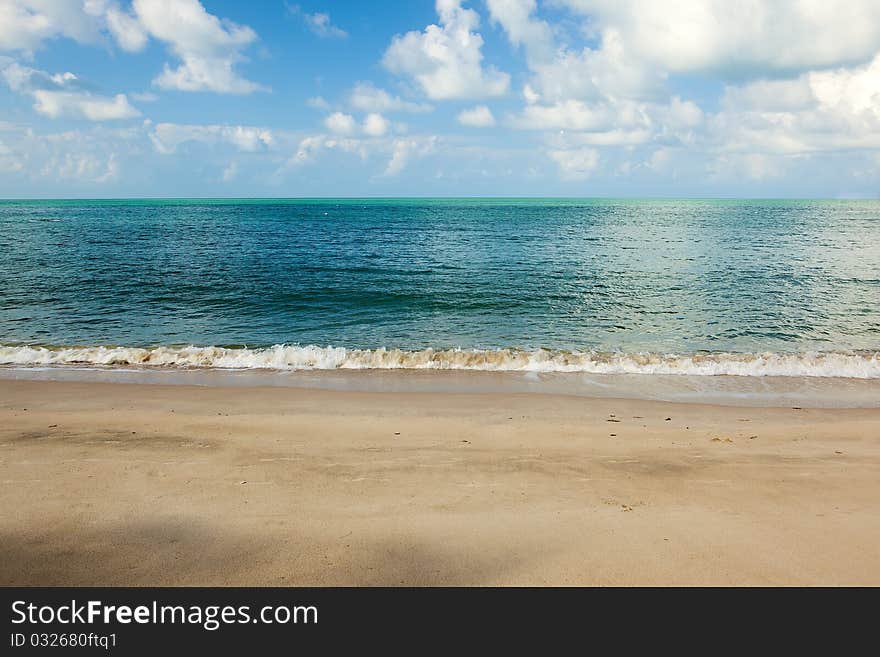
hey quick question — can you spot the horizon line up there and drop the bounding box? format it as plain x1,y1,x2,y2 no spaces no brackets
1,195,878,202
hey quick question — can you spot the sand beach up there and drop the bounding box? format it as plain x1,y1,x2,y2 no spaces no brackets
2,377,878,586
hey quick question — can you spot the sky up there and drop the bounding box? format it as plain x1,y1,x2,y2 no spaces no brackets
1,0,879,198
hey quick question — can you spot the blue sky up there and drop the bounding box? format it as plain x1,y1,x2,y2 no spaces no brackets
1,0,879,197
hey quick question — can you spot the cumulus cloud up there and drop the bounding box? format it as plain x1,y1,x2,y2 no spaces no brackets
324,112,357,135
131,91,158,102
4,0,880,190
0,0,146,55
712,53,880,154
708,152,787,181
486,0,880,185
98,1,148,52
384,136,437,175
488,0,663,104
287,5,347,39
149,123,274,154
511,99,616,131
0,137,23,172
39,150,117,182
30,89,138,121
487,0,685,166
348,81,432,113
322,111,392,138
547,147,599,180
362,113,390,137
0,0,101,53
306,96,331,110
304,12,346,39
290,135,371,166
558,0,880,79
486,0,554,60
1,59,139,120
289,134,327,165
132,0,264,94
0,1,262,93
382,0,509,100
508,95,701,143
722,78,816,113
0,124,138,186
221,161,238,182
289,132,437,177
457,105,495,127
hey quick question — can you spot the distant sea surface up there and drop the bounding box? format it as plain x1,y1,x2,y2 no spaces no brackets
1,198,878,378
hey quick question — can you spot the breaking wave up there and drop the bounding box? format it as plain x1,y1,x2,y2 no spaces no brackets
1,344,879,378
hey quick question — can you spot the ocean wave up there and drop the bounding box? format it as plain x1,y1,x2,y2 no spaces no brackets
1,344,879,378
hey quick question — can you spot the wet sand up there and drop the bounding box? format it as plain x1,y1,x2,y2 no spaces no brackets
1,378,878,585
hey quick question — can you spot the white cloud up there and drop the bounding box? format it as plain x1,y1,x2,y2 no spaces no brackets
94,151,119,182
0,0,101,53
0,124,138,186
362,113,389,137
1,60,139,120
290,135,326,165
646,147,675,174
550,127,652,147
457,105,495,127
0,1,262,93
101,2,148,52
0,1,149,54
810,57,880,116
324,112,357,135
722,78,816,113
289,135,373,166
486,0,554,60
487,0,720,182
306,95,330,110
487,0,880,185
149,123,274,154
511,99,617,131
487,0,680,169
287,135,325,166
548,147,599,180
41,150,118,182
348,81,432,113
322,111,392,138
133,0,264,94
288,132,437,177
558,0,880,78
529,32,664,103
288,5,347,39
659,97,704,131
382,0,509,100
31,89,139,121
713,53,880,154
0,137,23,172
489,0,662,104
4,0,880,191
384,136,437,175
221,161,238,182
709,153,786,181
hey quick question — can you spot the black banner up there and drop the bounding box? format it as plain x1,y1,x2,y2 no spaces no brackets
1,587,872,653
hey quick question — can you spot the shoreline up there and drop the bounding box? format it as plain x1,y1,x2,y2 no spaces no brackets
2,378,878,585
2,364,880,409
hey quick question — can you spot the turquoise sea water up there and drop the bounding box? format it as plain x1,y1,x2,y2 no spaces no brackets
1,198,878,377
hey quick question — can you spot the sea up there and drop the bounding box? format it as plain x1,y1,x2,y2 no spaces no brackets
1,198,878,405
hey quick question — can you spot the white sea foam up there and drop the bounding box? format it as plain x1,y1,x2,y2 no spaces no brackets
1,344,879,378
